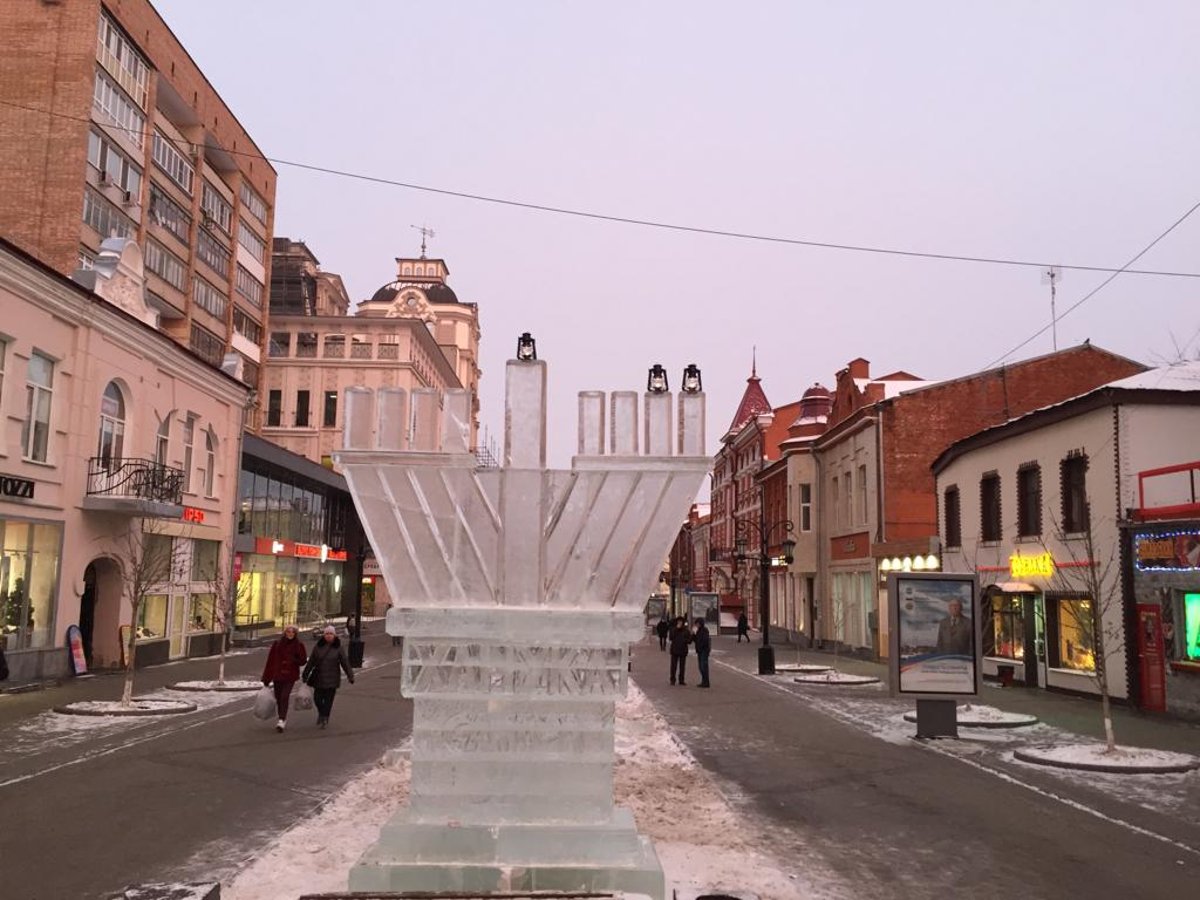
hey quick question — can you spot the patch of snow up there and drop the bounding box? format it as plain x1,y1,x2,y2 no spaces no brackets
1015,743,1200,773
170,680,262,692
793,672,881,685
901,704,1038,728
56,698,196,716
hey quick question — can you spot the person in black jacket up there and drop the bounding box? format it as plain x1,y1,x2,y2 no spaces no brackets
302,625,355,728
655,616,670,651
693,618,712,688
736,611,750,643
668,617,691,685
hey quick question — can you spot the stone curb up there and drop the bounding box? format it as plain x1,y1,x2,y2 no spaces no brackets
1013,746,1200,774
792,675,880,686
54,700,198,717
903,710,1039,729
166,681,262,693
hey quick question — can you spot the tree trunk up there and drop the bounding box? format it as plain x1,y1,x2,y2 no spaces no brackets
121,625,138,706
1100,688,1117,753
217,624,227,685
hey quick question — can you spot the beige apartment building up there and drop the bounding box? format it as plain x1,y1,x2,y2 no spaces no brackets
0,237,249,681
0,0,274,396
261,249,482,468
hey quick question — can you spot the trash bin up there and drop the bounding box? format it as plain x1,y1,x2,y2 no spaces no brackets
349,638,365,668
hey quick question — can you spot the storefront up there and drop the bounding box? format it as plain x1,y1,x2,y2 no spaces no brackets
235,537,347,631
0,511,64,655
1126,523,1200,719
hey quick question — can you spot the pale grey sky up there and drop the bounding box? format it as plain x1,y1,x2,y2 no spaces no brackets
156,0,1200,466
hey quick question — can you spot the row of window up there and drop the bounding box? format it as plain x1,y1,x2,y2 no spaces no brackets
145,239,186,291
97,11,149,110
985,593,1097,672
93,69,145,148
148,183,190,244
152,130,194,194
237,219,266,263
237,465,349,547
239,182,268,224
235,265,264,307
87,129,142,196
831,465,868,530
189,324,226,368
196,229,231,276
233,308,262,344
265,389,339,429
200,181,233,235
944,454,1090,548
82,186,134,240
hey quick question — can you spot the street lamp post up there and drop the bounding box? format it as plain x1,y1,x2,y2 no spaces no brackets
735,508,795,675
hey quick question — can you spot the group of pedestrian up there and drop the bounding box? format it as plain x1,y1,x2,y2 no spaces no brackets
656,615,712,688
261,624,354,733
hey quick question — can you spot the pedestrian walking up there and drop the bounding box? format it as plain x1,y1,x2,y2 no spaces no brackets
261,624,308,733
655,616,670,651
736,611,750,643
668,616,691,685
693,618,712,688
302,625,355,728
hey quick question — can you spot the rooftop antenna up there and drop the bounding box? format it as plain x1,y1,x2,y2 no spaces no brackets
1041,266,1062,351
411,224,436,259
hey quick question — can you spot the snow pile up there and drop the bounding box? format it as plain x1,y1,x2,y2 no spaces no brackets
1014,743,1200,773
223,684,829,899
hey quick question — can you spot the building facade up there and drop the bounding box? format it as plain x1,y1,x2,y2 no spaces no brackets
0,0,274,399
0,237,248,680
933,363,1200,709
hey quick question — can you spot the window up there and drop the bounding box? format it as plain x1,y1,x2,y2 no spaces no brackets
843,470,852,527
87,129,142,196
980,473,1001,542
156,418,170,466
1017,464,1042,537
986,594,1025,660
78,247,97,270
857,464,868,524
295,390,311,427
266,390,282,427
145,239,186,290
22,353,54,461
152,130,193,193
93,70,145,147
241,359,259,390
0,521,63,650
233,308,262,344
1062,454,1089,533
193,277,227,319
191,539,220,582
237,219,266,262
148,183,191,244
799,483,812,532
201,181,233,234
0,338,6,416
831,477,840,528
1053,596,1096,672
269,332,290,357
97,11,149,108
323,390,338,428
235,265,264,307
944,486,961,549
1183,593,1200,662
82,186,134,239
181,415,196,493
296,333,318,358
204,431,217,497
239,182,268,224
196,229,231,276
96,381,125,468
189,324,225,368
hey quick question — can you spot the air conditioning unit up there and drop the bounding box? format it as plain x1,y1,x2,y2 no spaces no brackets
122,190,136,206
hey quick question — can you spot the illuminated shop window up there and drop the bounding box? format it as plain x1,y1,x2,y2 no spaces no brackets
1185,593,1200,662
1055,597,1096,672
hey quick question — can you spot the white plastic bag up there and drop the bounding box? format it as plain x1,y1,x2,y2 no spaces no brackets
252,685,276,720
292,681,314,711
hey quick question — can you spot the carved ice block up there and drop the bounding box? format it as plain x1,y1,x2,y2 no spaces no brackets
343,386,375,451
376,387,408,450
335,355,710,900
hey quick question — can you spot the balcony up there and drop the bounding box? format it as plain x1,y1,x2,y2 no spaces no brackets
84,457,185,517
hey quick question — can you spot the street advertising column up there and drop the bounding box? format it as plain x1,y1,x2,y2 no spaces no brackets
888,572,980,737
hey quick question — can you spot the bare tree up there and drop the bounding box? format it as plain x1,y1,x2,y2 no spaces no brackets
203,544,252,685
1042,497,1125,753
112,518,186,706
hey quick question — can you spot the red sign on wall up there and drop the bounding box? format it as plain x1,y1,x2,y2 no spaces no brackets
181,506,206,524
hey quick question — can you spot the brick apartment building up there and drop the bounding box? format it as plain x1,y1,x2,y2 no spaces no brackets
814,343,1146,656
0,0,275,397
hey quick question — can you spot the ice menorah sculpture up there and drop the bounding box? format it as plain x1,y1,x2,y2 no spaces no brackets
333,346,708,897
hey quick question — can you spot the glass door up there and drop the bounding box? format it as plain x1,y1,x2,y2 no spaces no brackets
168,593,186,658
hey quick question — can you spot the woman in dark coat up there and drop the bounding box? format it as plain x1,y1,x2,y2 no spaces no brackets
303,625,355,728
262,624,308,732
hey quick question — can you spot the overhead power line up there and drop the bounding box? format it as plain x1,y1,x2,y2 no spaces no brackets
3,97,1200,280
985,198,1200,368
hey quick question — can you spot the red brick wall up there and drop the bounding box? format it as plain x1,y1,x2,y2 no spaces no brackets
881,345,1145,540
0,0,98,273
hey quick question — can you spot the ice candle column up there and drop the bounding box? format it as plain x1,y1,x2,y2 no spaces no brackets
334,354,708,897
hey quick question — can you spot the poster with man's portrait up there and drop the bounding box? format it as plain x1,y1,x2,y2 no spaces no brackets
888,572,979,698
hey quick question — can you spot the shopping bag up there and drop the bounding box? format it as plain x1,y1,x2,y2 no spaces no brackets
292,681,314,711
252,685,276,720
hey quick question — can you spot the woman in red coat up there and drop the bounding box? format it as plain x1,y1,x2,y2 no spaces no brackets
262,624,308,732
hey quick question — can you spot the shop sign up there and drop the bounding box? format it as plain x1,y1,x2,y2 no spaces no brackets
255,537,294,556
181,506,205,524
0,474,35,500
1135,531,1200,571
1009,551,1055,579
294,542,324,559
363,556,382,577
294,543,347,562
66,624,88,676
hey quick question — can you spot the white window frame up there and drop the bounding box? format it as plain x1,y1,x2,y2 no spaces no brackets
22,352,54,462
156,418,171,467
204,430,217,497
152,130,194,194
97,381,126,468
236,219,266,263
201,180,233,234
93,70,145,148
800,483,812,532
181,414,196,494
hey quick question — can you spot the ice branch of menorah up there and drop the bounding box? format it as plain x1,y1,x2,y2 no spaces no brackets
332,348,707,897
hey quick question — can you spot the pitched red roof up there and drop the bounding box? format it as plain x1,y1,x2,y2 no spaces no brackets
727,370,773,435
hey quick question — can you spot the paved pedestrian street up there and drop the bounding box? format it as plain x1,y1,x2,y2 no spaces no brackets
3,628,1199,899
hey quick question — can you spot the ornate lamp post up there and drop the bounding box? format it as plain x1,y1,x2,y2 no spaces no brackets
735,508,795,675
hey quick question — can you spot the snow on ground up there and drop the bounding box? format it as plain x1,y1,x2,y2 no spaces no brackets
222,684,835,900
1014,742,1200,772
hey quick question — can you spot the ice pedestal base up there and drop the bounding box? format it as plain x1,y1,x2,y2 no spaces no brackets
347,808,664,898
